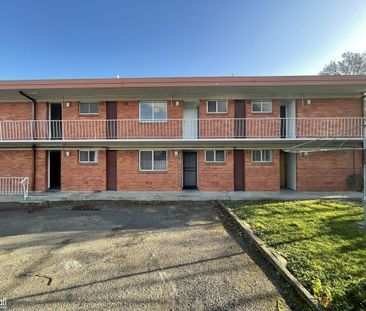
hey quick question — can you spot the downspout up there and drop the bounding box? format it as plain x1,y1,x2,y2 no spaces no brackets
19,91,37,192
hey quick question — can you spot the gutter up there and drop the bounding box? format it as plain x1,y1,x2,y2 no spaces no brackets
19,91,37,191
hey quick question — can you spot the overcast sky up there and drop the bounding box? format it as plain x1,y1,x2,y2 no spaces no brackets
0,0,365,79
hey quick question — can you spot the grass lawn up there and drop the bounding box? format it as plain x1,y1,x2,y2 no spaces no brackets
226,200,366,310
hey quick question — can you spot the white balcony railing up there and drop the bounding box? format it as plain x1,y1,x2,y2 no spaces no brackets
0,177,29,200
0,118,363,141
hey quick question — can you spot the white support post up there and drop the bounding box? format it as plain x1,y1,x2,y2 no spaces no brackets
363,95,366,227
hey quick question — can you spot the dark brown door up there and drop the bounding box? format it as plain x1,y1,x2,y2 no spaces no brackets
106,150,117,190
49,150,61,190
234,150,244,191
183,152,197,189
234,100,245,138
106,101,117,139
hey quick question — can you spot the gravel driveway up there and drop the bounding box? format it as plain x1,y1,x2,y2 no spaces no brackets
0,201,303,310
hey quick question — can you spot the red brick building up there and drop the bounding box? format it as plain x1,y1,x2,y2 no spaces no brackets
0,76,365,193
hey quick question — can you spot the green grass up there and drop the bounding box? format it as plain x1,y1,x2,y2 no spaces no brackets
227,200,366,310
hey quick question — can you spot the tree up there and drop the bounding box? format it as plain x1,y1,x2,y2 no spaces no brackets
319,51,366,75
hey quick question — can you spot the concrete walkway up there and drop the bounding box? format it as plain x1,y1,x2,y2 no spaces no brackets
0,189,362,203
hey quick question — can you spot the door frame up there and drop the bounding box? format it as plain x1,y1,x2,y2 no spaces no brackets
48,150,61,190
183,101,199,139
182,150,198,189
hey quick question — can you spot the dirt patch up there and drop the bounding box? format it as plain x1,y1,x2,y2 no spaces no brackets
71,202,100,211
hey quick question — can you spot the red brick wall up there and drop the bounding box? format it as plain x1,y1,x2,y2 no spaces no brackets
117,149,182,191
61,149,106,191
0,149,33,186
296,151,362,191
245,99,281,138
244,149,280,191
35,150,47,191
117,100,183,139
199,100,235,138
61,101,107,139
296,98,362,138
198,150,234,191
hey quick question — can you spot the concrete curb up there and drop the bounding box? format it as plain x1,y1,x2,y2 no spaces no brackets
218,201,324,311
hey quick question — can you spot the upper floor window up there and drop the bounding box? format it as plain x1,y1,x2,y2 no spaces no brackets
205,150,226,163
79,102,99,115
79,150,98,163
252,150,272,163
139,101,167,122
207,100,227,113
252,100,272,113
139,150,167,171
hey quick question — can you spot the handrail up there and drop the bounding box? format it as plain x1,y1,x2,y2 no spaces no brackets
0,177,29,200
0,117,363,140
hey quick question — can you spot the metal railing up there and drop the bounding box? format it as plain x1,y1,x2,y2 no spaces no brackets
0,177,29,199
0,117,363,141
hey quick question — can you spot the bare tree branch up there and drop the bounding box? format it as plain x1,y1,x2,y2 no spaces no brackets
319,52,366,75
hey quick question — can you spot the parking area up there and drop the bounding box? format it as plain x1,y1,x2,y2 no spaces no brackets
0,201,302,310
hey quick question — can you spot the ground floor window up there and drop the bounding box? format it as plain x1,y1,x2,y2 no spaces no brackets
205,150,226,162
252,150,272,163
79,150,98,163
139,150,167,171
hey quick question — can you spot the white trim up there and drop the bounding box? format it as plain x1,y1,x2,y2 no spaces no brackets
139,149,168,171
139,101,168,122
206,100,228,114
252,100,273,113
79,149,98,163
252,150,273,163
204,150,226,163
79,102,99,115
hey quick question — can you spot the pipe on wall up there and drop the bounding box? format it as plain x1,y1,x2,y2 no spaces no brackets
19,91,37,191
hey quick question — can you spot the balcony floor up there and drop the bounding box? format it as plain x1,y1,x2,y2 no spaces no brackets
0,189,361,203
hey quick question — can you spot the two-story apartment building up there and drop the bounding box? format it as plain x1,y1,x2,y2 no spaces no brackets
0,76,365,194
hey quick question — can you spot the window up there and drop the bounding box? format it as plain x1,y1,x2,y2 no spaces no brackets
207,100,227,113
139,101,167,121
252,150,272,163
79,102,99,114
139,150,167,171
252,100,272,113
79,150,98,163
205,150,226,163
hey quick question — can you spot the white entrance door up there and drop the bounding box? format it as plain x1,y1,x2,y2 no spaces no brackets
183,102,198,139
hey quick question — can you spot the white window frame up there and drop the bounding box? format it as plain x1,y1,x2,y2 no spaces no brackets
139,101,168,122
252,100,273,113
252,150,272,163
205,150,226,163
79,150,98,163
206,100,228,114
79,102,99,115
139,150,168,171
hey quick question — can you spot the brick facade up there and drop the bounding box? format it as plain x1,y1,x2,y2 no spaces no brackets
244,149,280,191
61,149,107,191
198,150,234,191
296,151,362,192
117,149,182,191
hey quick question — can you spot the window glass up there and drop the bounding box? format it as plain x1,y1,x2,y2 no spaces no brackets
207,101,216,113
153,102,167,121
262,102,272,112
216,150,225,162
89,151,96,162
205,150,215,162
154,151,167,170
89,103,99,114
252,150,261,162
80,102,99,114
79,151,89,162
140,151,153,170
252,102,262,112
140,102,167,121
217,101,227,113
263,150,272,162
140,102,153,121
